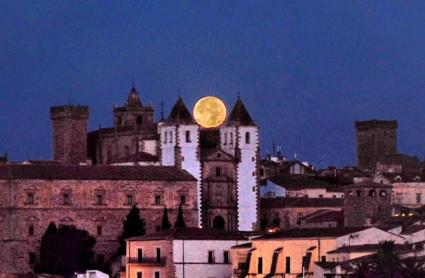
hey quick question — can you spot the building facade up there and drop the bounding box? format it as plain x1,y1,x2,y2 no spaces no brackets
0,165,198,273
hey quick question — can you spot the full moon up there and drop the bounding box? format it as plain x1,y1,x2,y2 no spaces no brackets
193,96,227,128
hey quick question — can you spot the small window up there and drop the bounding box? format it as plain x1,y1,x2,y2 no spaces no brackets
356,190,362,197
417,193,422,204
258,257,263,274
28,224,34,236
297,212,304,220
97,225,102,236
169,131,173,143
154,272,160,278
285,256,291,273
63,194,70,205
107,151,112,163
29,252,36,264
368,190,376,197
223,250,230,264
127,195,133,205
155,195,161,205
380,190,387,197
224,133,228,145
230,132,233,145
353,205,358,212
322,256,326,262
137,272,142,278
124,146,130,156
245,132,251,144
96,194,103,205
208,250,215,263
215,167,221,177
156,225,160,232
180,195,186,205
318,194,323,198
185,130,191,143
164,132,168,143
27,193,34,204
156,248,161,263
137,116,142,125
137,248,143,263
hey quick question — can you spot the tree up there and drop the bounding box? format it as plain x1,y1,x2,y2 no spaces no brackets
117,206,146,255
175,203,186,228
39,222,96,276
161,207,171,230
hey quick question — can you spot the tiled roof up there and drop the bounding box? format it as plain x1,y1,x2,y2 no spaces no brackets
401,225,425,235
231,242,252,249
165,97,195,125
227,96,255,126
0,165,196,181
261,197,343,208
128,228,248,241
303,209,343,223
87,124,158,136
256,227,366,240
110,152,159,163
327,243,411,254
344,180,393,189
269,174,344,191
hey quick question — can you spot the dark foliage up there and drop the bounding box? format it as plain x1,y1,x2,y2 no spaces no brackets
39,222,96,276
175,203,186,228
117,206,146,255
161,207,171,230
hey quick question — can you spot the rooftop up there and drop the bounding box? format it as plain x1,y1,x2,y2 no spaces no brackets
0,164,196,181
256,227,366,240
128,228,248,241
261,197,343,208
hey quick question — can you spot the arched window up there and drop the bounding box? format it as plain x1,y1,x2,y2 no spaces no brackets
379,190,387,197
245,132,251,144
169,131,173,143
215,167,222,177
164,132,168,143
185,130,191,143
368,190,376,197
213,216,225,230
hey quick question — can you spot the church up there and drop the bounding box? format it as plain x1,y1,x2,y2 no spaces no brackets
0,86,260,273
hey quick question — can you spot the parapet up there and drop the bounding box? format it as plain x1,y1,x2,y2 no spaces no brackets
50,105,89,120
355,119,397,130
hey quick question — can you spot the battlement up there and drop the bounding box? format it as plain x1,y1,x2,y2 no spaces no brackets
50,105,89,120
355,119,398,131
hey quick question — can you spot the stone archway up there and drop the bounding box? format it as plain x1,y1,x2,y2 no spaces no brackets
213,216,225,230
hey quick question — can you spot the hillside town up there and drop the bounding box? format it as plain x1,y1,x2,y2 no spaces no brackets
1,86,425,278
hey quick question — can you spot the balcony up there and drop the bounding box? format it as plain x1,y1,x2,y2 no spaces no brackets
127,257,167,266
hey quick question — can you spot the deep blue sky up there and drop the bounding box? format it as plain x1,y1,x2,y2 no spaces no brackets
1,1,425,168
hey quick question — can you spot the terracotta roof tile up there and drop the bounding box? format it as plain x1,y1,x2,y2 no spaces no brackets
0,165,196,181
256,227,366,240
261,197,343,208
128,228,248,241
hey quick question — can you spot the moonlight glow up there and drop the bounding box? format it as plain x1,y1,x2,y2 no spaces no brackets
193,96,227,128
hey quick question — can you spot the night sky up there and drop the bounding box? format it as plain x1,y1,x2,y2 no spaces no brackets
1,1,425,168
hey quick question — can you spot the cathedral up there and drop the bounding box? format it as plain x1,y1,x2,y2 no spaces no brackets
0,86,260,273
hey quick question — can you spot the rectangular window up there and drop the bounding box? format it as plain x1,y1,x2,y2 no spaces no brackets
27,193,34,204
185,130,191,143
156,248,161,263
63,194,70,205
297,212,304,220
285,256,291,273
127,195,133,205
215,167,221,176
154,272,160,278
137,272,142,278
180,195,186,205
28,224,34,236
208,250,215,263
258,257,263,274
137,248,143,263
97,225,102,236
155,195,161,205
96,194,103,205
417,193,422,204
29,252,36,264
321,256,326,262
223,250,229,264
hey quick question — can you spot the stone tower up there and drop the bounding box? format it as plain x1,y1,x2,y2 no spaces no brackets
344,181,392,227
113,86,154,128
355,120,398,170
159,97,202,225
220,97,259,231
50,105,89,164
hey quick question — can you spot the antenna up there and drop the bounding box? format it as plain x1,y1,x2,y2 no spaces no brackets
131,77,135,88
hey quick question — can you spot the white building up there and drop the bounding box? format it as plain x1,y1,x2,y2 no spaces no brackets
126,228,249,278
76,270,109,278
